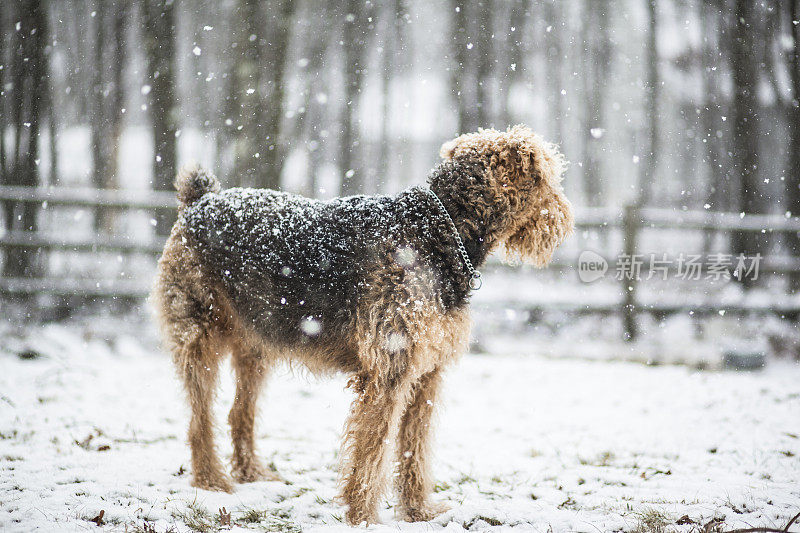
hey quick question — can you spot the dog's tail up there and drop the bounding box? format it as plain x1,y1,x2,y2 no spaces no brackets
174,163,221,209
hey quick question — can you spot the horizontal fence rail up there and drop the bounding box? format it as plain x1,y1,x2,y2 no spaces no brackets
0,277,152,298
0,231,166,254
0,185,176,210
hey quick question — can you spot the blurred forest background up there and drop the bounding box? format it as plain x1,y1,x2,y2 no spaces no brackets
2,0,800,344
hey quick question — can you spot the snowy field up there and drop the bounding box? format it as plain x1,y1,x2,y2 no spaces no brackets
1,321,800,532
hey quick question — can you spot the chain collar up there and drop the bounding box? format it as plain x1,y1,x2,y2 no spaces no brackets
416,186,482,291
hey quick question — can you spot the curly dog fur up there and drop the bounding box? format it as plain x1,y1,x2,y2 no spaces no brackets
152,125,573,525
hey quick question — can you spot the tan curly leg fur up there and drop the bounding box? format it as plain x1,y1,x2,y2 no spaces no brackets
228,347,279,483
340,376,415,525
154,224,233,493
395,368,448,521
180,339,233,493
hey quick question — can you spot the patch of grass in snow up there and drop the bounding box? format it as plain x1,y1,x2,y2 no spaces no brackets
172,502,216,533
292,487,311,498
201,506,302,533
629,507,675,533
433,481,451,492
579,450,615,467
129,521,177,533
455,473,477,484
238,509,302,532
558,496,578,510
275,487,311,503
240,508,266,524
57,477,87,485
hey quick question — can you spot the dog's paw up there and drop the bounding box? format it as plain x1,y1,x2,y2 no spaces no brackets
231,461,283,483
191,472,234,493
345,507,381,526
402,501,450,522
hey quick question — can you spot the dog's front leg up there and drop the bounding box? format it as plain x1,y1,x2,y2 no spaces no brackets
340,373,413,525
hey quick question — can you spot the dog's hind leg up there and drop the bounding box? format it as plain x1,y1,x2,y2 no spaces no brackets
179,336,233,492
395,368,449,521
154,226,233,493
228,340,280,483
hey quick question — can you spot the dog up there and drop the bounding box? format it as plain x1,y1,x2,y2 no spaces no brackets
152,125,573,525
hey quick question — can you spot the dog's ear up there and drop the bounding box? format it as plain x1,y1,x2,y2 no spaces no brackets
529,136,568,189
504,188,574,267
500,129,572,267
485,141,535,213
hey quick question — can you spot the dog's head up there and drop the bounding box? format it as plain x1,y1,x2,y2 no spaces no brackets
439,125,573,267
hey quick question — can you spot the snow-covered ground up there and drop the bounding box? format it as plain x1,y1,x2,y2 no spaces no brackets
1,321,799,532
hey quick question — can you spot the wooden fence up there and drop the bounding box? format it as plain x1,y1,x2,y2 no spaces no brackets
2,185,800,337
0,185,174,298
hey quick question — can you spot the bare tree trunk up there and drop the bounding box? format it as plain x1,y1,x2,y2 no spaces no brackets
298,1,331,197
46,46,57,186
142,0,177,236
261,0,295,190
700,0,726,252
476,0,493,128
377,0,403,193
730,0,761,259
104,0,127,224
580,0,609,206
231,0,294,190
3,0,47,279
450,0,473,134
64,0,91,120
91,0,108,230
503,0,530,127
0,3,6,192
339,0,370,195
377,2,393,191
785,0,800,287
640,0,659,206
220,2,239,180
544,1,564,144
231,0,263,188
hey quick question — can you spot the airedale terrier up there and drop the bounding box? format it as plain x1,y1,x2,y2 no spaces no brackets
153,125,573,525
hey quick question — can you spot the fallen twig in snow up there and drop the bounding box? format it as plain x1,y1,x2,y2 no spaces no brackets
722,510,800,533
88,510,104,526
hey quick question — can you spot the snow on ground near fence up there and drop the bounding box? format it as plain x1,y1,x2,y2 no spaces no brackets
1,323,799,532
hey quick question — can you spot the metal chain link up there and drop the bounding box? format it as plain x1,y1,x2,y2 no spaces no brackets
418,187,482,290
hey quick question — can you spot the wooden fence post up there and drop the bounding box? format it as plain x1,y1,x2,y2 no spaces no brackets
622,203,641,341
